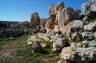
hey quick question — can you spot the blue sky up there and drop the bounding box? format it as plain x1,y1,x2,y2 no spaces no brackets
0,0,87,21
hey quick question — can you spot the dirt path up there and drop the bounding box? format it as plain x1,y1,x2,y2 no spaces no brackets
0,40,19,58
0,35,29,58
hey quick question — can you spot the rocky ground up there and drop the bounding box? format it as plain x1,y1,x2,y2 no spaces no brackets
0,0,96,63
26,0,96,63
0,34,59,63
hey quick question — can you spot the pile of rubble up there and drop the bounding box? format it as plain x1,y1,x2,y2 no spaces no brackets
27,32,69,53
58,41,96,63
27,0,96,63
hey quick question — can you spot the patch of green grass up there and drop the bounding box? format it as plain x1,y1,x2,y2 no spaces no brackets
0,34,30,46
0,38,10,41
12,34,32,56
0,37,16,46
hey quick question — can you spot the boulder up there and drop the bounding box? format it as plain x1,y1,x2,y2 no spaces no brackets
59,47,80,63
84,21,96,32
58,45,96,63
76,41,96,61
76,47,96,62
82,0,96,21
76,40,90,48
68,20,83,41
52,35,69,53
76,40,96,48
46,32,69,53
60,47,77,60
27,35,43,53
82,32,93,40
89,40,96,47
37,33,50,41
32,41,43,53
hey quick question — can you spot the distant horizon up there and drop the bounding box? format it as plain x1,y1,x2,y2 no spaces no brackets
0,0,87,21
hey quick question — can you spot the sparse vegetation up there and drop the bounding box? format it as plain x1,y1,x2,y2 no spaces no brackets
85,18,96,22
0,34,59,63
0,37,16,46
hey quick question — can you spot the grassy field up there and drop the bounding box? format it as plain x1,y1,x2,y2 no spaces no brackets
0,34,59,63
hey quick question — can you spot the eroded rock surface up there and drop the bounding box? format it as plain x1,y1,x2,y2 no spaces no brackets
30,12,40,31
27,35,43,53
27,32,69,53
58,47,80,63
58,45,96,63
27,1,96,63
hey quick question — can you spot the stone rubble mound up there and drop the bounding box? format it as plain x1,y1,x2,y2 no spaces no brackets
58,40,96,63
27,0,96,63
27,32,69,53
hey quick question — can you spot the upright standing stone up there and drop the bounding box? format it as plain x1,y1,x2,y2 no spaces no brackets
30,12,40,30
